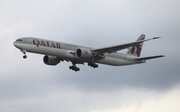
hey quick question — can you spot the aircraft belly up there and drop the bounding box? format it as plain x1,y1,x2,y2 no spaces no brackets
97,57,136,66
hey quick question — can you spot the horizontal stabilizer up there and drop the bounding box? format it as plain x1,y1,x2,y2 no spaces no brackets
134,55,165,61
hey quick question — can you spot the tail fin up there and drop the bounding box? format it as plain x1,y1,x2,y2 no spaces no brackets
127,34,145,57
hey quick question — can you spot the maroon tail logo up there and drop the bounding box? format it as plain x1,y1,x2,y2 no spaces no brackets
127,36,144,57
130,37,144,57
131,43,143,57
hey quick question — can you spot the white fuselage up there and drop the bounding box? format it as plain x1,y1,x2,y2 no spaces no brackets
13,37,144,66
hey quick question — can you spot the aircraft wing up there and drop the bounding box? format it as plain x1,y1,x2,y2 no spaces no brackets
91,37,161,54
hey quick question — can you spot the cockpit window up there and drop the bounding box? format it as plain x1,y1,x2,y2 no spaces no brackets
16,39,22,41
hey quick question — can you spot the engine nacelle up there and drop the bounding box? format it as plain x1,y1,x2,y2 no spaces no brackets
76,48,93,59
43,55,60,65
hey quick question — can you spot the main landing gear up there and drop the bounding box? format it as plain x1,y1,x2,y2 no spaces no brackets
69,64,80,72
21,50,27,59
88,62,98,68
69,62,98,72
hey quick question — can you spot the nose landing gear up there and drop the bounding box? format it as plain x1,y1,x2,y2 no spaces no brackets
23,55,27,59
21,50,27,59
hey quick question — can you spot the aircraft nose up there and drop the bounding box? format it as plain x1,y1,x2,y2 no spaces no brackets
13,41,17,47
13,41,19,48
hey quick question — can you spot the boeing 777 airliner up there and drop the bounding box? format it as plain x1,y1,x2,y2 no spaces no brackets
13,34,164,72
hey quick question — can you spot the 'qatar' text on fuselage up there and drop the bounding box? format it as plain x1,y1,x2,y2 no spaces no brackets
33,39,61,49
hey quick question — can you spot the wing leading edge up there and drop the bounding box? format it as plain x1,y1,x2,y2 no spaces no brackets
91,36,161,54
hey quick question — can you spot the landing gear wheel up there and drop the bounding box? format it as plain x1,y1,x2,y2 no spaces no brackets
94,64,98,68
23,55,27,59
76,68,80,71
21,50,27,59
69,65,80,72
75,68,80,72
88,62,98,68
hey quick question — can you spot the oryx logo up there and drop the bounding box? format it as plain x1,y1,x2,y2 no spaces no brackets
131,38,144,57
131,43,143,57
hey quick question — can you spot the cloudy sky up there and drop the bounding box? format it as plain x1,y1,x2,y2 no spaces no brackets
0,0,180,112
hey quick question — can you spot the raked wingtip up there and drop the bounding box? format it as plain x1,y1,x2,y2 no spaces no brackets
153,37,161,39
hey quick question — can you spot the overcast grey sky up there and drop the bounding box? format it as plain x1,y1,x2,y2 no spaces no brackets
0,0,180,112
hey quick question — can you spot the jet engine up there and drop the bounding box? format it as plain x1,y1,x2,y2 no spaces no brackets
43,55,60,65
76,48,93,59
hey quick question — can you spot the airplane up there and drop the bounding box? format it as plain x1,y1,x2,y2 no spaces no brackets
13,34,164,72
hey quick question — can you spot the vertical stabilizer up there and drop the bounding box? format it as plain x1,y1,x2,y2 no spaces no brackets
127,34,145,57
